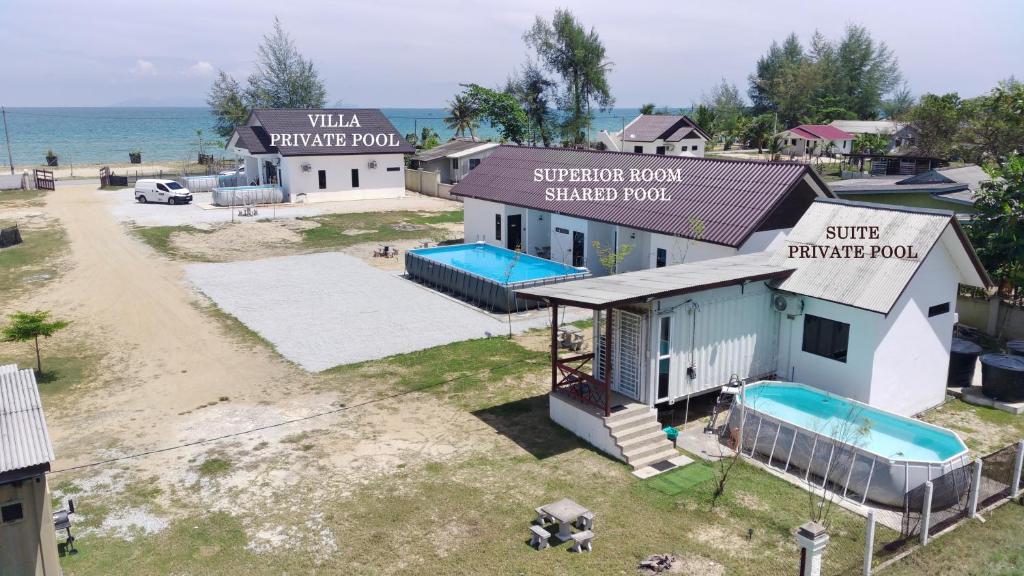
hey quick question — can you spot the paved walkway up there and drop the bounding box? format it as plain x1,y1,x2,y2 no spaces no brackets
186,252,584,371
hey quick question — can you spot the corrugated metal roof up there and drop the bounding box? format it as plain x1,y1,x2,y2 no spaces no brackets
786,125,854,141
0,366,55,474
233,126,274,155
517,251,794,308
412,139,498,162
829,119,907,135
451,146,827,247
242,108,414,156
774,200,960,313
622,115,709,142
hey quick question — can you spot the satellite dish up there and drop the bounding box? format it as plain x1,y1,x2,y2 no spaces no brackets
773,294,789,312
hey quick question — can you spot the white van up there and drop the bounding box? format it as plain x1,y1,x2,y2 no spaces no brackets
135,179,193,204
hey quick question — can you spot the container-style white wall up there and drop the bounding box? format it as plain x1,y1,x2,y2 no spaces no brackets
463,197,505,245
650,282,781,404
647,232,735,268
279,153,406,202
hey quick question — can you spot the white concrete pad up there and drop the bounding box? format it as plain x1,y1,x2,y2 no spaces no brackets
186,252,583,371
632,454,695,479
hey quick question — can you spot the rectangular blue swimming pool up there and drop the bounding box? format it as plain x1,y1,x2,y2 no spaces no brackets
410,243,584,284
405,243,589,312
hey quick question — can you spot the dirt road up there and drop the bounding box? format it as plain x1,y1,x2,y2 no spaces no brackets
38,183,298,465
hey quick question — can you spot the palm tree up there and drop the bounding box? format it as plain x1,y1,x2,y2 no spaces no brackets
640,103,656,115
445,95,480,140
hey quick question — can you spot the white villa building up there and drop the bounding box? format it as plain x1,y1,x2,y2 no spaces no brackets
598,114,709,157
517,200,993,468
227,108,414,203
829,119,919,152
451,146,833,276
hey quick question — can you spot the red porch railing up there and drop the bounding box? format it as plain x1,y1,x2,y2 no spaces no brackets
553,352,610,416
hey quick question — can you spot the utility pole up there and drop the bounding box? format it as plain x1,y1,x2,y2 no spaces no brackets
2,107,13,174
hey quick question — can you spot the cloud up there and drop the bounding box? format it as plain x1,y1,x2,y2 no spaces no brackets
186,60,214,77
130,59,156,76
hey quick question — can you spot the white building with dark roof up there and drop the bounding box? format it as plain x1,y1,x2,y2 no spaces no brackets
227,108,415,203
599,114,709,157
0,365,60,575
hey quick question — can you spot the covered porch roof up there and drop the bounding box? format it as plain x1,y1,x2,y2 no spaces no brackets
516,251,795,309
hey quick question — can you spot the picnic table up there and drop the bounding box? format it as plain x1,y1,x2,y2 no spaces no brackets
541,498,589,542
558,326,584,351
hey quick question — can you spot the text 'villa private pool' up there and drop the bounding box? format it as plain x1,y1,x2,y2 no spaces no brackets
729,381,969,507
405,243,589,312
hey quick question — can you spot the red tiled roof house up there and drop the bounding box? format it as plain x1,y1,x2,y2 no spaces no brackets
778,124,855,157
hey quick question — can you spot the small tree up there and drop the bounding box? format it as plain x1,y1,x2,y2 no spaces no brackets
967,154,1024,308
591,241,633,274
2,311,69,374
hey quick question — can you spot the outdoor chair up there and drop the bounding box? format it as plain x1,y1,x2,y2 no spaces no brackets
576,511,595,531
534,506,553,525
529,525,551,550
570,530,595,553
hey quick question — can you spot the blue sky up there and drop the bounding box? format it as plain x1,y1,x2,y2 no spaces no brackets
1,0,1021,107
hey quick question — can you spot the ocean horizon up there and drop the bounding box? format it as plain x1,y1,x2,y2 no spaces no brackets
0,106,689,168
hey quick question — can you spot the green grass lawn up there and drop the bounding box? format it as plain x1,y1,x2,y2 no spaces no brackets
131,225,213,260
58,336,901,575
0,188,48,208
885,502,1024,576
920,398,1024,454
0,224,67,296
298,209,463,250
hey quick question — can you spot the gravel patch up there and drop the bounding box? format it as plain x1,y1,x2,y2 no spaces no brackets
101,188,460,227
185,252,582,371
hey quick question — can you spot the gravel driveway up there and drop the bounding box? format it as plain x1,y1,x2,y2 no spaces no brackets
185,252,581,371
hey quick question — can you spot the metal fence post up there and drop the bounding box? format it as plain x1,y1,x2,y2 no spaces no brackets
921,481,933,546
1012,440,1024,501
968,458,983,518
863,509,875,576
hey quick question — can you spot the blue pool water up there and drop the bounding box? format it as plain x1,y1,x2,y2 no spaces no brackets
739,382,966,462
410,243,585,284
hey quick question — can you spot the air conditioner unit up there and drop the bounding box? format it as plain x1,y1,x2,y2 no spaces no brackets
300,162,312,172
666,144,676,151
771,294,804,317
367,160,378,169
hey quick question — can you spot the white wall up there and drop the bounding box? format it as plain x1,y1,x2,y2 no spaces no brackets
869,242,960,415
780,297,880,405
550,213,588,268
651,282,780,404
463,197,505,245
550,393,623,460
739,229,791,254
526,209,551,257
280,153,405,202
648,233,735,268
624,138,705,157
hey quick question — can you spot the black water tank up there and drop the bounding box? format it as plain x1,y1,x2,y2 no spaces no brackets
948,338,983,388
1007,339,1024,357
980,353,1024,402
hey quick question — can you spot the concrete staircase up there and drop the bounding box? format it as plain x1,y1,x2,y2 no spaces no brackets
605,404,678,469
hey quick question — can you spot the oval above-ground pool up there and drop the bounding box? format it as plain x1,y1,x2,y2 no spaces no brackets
405,242,589,312
728,381,970,508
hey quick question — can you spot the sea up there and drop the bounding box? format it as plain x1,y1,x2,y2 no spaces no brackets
0,107,664,168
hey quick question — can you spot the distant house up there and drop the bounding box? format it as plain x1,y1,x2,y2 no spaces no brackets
451,146,833,276
517,200,992,467
598,114,709,157
829,119,919,152
778,124,854,156
409,139,500,184
0,365,60,575
830,164,991,214
227,108,414,203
